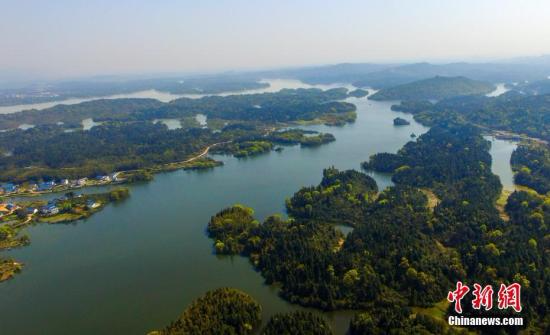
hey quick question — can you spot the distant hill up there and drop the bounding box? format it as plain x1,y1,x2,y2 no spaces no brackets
369,76,495,101
352,62,550,88
261,63,394,84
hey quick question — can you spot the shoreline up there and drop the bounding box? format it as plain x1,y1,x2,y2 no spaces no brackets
1,120,345,199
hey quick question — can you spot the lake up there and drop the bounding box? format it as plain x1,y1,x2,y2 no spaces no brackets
487,136,518,191
0,81,516,334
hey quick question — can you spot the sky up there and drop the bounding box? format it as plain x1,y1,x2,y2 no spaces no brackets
2,0,550,79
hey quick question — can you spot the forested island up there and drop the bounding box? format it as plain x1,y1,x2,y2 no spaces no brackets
0,88,351,184
347,89,369,98
369,76,495,101
0,88,354,130
393,117,410,126
206,124,549,333
211,129,336,158
0,188,130,282
150,288,333,335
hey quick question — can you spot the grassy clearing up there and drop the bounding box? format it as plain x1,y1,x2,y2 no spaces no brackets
496,189,512,221
412,299,449,320
420,188,440,211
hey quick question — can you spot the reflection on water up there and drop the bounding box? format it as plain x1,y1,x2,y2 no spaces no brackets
154,119,182,130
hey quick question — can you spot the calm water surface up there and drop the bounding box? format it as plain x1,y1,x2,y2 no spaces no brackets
487,136,518,191
0,82,515,334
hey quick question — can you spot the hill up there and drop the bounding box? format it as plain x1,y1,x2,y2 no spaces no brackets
353,62,550,88
369,76,495,101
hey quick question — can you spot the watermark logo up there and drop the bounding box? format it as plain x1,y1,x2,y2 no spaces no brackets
447,281,470,313
447,282,522,313
497,283,522,313
472,283,493,311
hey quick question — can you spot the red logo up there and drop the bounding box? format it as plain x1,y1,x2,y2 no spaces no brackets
498,283,522,312
472,284,494,311
447,282,522,313
447,281,470,313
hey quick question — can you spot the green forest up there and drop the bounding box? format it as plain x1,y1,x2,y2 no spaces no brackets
392,92,550,142
152,288,335,335
0,88,351,183
0,88,354,130
211,129,336,158
511,142,550,194
261,311,332,335
206,124,549,333
152,288,262,335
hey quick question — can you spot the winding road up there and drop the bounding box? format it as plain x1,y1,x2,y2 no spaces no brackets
182,141,233,163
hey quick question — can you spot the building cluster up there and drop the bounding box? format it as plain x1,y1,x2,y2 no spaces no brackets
38,196,100,216
0,202,19,218
0,195,101,220
0,202,38,219
0,173,120,196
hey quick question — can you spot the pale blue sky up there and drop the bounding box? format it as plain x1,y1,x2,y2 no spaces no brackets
1,0,550,79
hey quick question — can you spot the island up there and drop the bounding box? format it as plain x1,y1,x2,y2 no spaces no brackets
149,288,262,335
347,89,369,98
393,117,410,126
149,288,332,335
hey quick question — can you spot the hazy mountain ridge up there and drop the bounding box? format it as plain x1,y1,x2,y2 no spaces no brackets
369,76,495,101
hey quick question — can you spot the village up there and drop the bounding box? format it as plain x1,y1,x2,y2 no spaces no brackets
0,172,123,197
0,194,103,224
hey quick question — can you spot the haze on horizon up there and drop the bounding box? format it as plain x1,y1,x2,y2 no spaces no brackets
2,0,550,80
